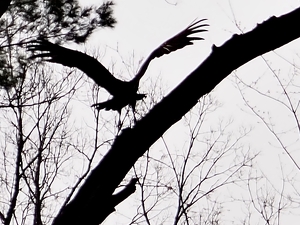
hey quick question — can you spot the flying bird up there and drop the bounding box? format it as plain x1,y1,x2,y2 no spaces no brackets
27,19,208,114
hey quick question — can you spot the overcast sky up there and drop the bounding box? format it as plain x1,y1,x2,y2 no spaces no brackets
74,1,300,224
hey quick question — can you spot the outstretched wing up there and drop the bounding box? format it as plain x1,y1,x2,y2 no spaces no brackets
155,18,208,57
133,19,208,82
27,39,124,96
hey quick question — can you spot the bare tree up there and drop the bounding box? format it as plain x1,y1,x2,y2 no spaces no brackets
53,7,300,225
121,95,257,225
1,2,300,225
232,48,300,225
0,1,116,225
0,52,86,225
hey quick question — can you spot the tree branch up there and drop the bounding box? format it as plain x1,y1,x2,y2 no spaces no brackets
52,6,300,225
92,178,139,223
111,178,139,206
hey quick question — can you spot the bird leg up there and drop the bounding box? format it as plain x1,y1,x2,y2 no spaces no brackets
117,109,123,130
132,108,137,125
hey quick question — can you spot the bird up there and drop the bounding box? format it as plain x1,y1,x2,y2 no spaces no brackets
27,19,208,115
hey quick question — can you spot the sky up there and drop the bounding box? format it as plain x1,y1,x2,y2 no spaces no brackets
72,0,300,224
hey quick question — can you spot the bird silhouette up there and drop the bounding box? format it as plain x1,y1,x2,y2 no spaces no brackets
27,19,208,114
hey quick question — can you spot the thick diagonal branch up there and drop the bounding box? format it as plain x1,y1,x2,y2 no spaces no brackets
52,6,300,225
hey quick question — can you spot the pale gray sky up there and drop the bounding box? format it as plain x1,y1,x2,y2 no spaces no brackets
74,1,300,224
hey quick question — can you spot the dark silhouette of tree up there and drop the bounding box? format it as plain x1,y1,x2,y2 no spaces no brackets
0,0,116,90
49,6,300,225
1,1,300,225
0,1,116,225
